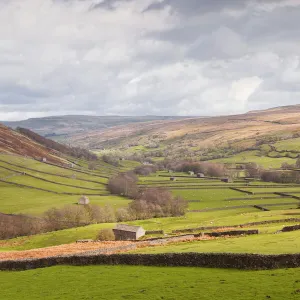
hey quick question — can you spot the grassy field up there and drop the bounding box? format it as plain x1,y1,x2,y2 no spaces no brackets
0,223,115,251
211,150,296,168
0,154,136,215
1,152,300,258
0,184,129,215
1,265,300,300
2,207,299,251
274,137,300,152
132,230,300,255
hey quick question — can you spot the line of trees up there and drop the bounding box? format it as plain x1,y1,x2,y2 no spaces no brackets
158,160,228,177
0,205,116,240
244,162,300,184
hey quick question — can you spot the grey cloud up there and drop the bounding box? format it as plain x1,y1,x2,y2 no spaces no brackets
0,0,300,120
144,0,249,15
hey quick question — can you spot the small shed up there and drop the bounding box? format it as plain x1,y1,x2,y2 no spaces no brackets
113,224,145,241
168,170,173,173
197,173,205,178
78,196,90,205
221,178,232,183
188,171,194,176
170,177,176,181
42,157,47,163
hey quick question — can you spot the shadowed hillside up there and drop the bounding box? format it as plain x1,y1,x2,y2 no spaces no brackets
0,124,66,164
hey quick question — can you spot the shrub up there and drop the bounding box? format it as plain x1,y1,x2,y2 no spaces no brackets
245,162,261,178
163,160,227,177
102,155,120,166
134,165,157,176
97,229,115,241
107,172,138,198
129,188,188,220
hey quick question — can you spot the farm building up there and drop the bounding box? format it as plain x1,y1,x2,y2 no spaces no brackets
113,224,145,241
197,173,205,178
170,177,176,181
221,178,233,183
78,196,90,205
188,171,194,176
42,157,47,162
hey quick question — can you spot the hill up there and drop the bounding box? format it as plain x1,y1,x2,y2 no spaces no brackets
2,115,187,138
61,104,300,167
0,124,66,165
68,104,300,150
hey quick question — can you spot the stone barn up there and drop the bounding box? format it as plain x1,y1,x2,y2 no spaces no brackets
221,178,232,183
170,177,176,181
42,157,47,163
188,171,194,176
113,224,145,241
78,196,90,205
197,173,205,178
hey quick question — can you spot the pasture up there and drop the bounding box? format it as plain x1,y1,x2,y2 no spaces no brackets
1,265,300,300
0,154,133,215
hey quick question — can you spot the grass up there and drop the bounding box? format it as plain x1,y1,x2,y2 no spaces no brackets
275,137,300,152
6,175,106,195
129,209,292,232
1,266,300,300
132,230,300,255
211,150,296,168
0,223,115,251
2,208,299,251
0,183,129,215
0,155,108,183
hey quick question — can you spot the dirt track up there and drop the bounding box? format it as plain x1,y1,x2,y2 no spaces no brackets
0,241,134,261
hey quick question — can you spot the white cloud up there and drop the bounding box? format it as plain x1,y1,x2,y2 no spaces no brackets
0,0,299,120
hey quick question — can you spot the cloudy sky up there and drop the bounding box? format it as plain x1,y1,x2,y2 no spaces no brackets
0,0,300,120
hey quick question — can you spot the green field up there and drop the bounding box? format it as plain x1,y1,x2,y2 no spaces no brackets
211,150,296,168
274,137,300,152
0,223,115,251
0,154,136,215
1,152,300,260
1,266,300,300
132,230,300,254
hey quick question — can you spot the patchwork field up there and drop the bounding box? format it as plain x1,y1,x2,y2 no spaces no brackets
0,154,133,214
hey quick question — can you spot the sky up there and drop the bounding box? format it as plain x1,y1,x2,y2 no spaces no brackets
0,0,300,121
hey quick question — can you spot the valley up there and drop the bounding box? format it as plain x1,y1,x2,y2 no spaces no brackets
1,107,300,299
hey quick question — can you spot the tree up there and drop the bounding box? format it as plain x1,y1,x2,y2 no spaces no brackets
295,158,300,168
107,172,138,198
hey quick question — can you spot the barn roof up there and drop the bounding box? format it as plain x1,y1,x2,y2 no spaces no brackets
115,224,143,233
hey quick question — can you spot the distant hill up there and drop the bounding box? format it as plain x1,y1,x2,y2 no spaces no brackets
65,104,300,153
2,115,188,137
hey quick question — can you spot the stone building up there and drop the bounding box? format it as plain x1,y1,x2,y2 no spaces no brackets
197,173,205,178
78,196,90,205
221,178,232,183
113,224,145,241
